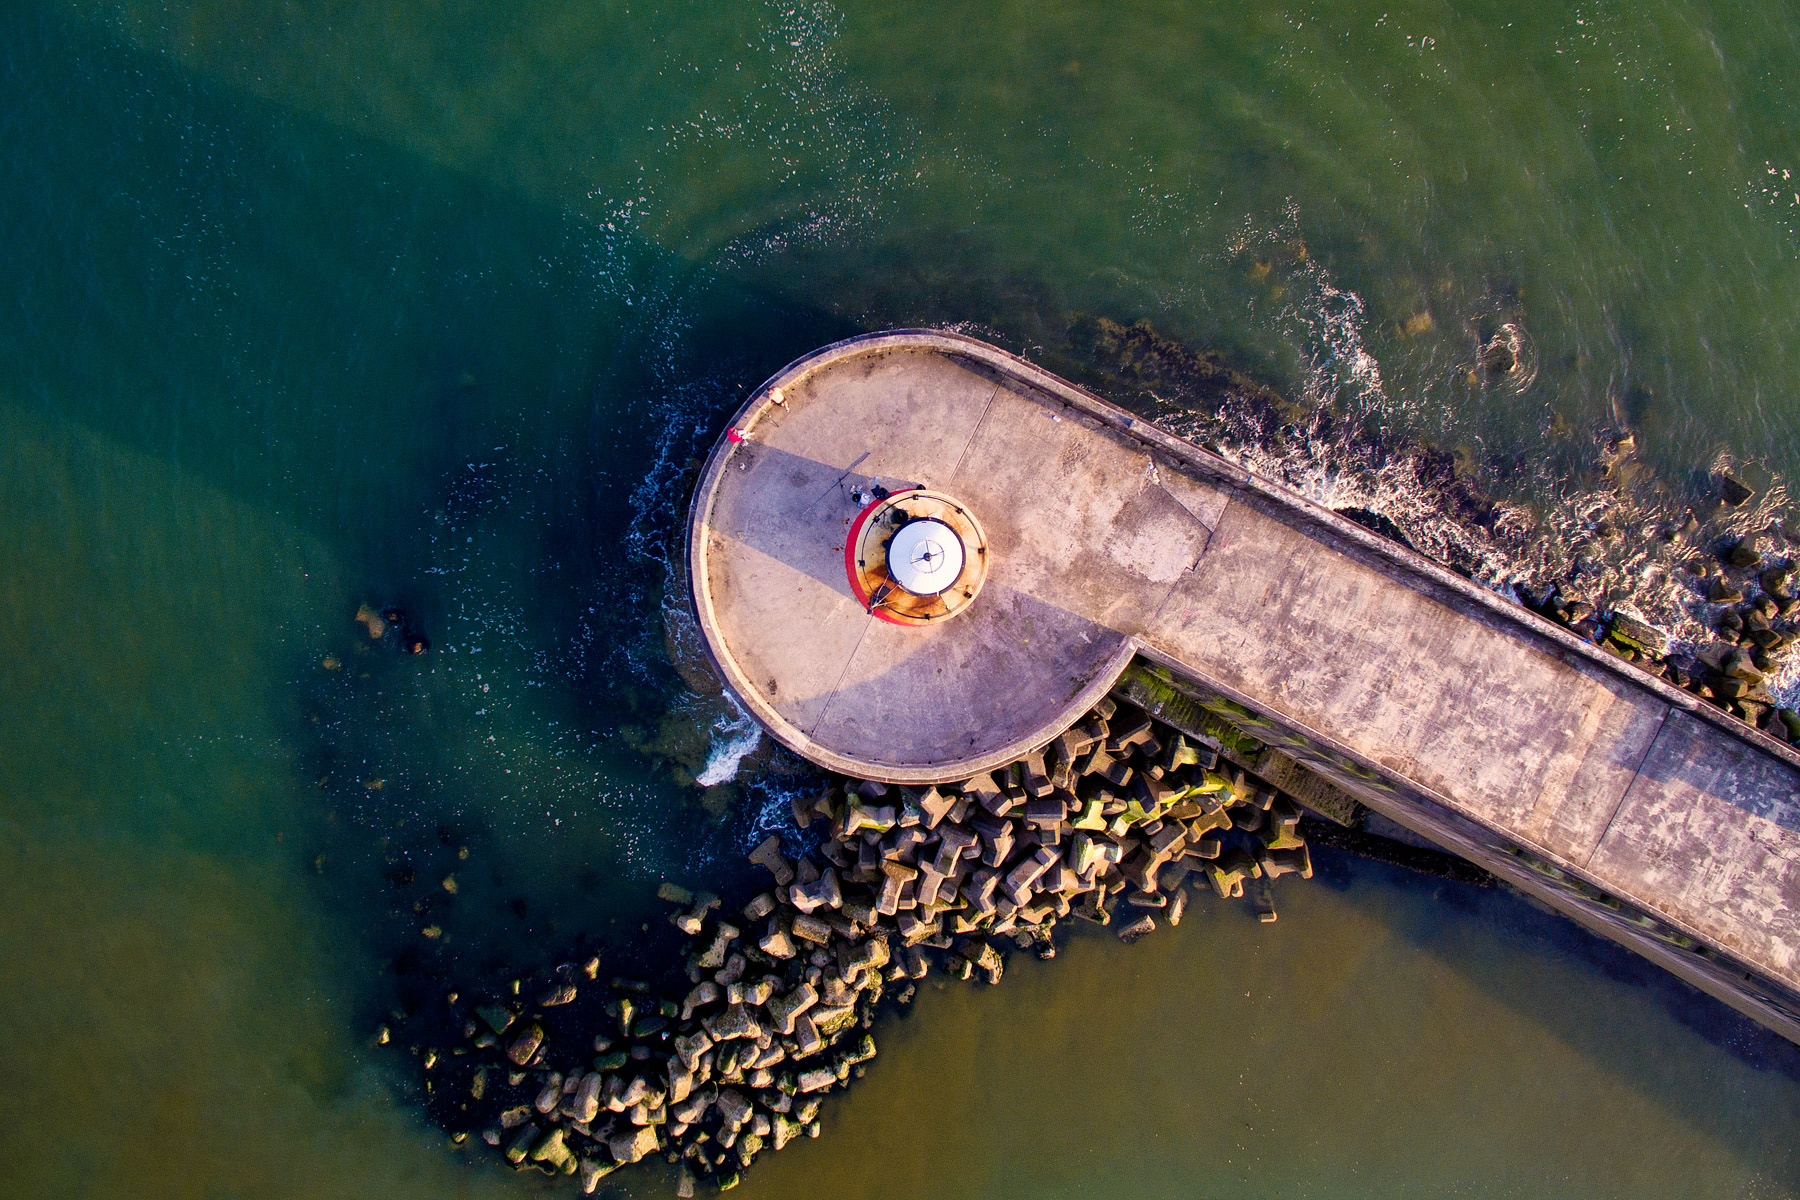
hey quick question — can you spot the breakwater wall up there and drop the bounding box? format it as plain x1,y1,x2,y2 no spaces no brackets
687,329,1800,1045
417,696,1334,1193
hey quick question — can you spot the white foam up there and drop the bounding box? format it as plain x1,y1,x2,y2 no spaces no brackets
696,694,763,786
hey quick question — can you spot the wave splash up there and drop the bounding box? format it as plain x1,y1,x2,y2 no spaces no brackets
695,693,764,786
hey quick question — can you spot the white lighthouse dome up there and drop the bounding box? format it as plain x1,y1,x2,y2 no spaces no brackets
886,518,965,596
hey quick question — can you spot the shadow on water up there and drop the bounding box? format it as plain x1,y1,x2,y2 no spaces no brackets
0,0,848,1089
1309,844,1800,1085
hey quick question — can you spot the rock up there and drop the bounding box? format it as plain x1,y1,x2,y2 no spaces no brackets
568,1072,602,1124
742,975,777,1006
844,801,899,833
1259,801,1306,851
1723,648,1766,683
1117,913,1156,943
837,937,891,981
1108,712,1154,750
1719,475,1754,506
1726,535,1763,569
840,1033,877,1069
790,869,842,913
811,1002,857,1036
475,1004,515,1035
1207,849,1258,898
506,1023,545,1066
767,982,819,1034
530,1127,574,1170
702,1003,760,1042
876,861,920,915
682,981,721,1020
504,1123,540,1165
960,772,1003,809
1707,575,1745,604
930,826,978,875
916,787,956,829
696,923,740,970
797,1066,837,1093
1066,830,1107,876
579,1159,617,1195
1001,846,1059,905
608,1124,658,1166
674,1029,714,1071
715,951,747,987
537,981,578,1007
961,866,1001,913
1261,845,1313,880
1605,612,1664,656
790,913,832,945
975,818,1015,868
716,1087,753,1129
793,1012,824,1056
772,1112,803,1151
757,915,798,959
966,940,1004,985
748,835,796,886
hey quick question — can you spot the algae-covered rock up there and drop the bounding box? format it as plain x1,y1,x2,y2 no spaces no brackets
530,1127,573,1170
506,1022,544,1066
504,1122,540,1165
475,1004,515,1035
609,1124,658,1165
1117,913,1156,943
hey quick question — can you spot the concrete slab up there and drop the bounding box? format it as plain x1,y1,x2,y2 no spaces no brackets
1588,709,1800,977
1144,496,1669,865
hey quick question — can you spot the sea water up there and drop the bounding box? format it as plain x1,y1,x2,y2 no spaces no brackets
2,1,1798,1196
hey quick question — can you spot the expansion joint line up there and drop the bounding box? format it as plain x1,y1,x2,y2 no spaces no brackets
803,615,878,740
1582,704,1673,870
946,381,1002,485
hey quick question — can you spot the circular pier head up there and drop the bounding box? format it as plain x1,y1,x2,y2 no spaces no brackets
687,330,1225,783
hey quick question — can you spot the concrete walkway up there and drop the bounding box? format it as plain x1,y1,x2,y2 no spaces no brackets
688,330,1800,1041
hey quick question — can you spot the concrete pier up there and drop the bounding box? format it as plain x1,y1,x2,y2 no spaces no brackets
687,330,1800,1043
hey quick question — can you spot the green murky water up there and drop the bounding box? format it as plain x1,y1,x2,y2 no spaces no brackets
3,1,1799,1196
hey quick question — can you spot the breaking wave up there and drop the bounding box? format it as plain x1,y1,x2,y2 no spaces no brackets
696,693,764,786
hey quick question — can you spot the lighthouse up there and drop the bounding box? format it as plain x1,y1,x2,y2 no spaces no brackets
844,487,989,625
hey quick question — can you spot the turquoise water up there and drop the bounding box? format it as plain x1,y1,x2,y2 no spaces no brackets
3,1,1799,1196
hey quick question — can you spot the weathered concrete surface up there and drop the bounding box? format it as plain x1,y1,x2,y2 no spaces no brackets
688,330,1800,1041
